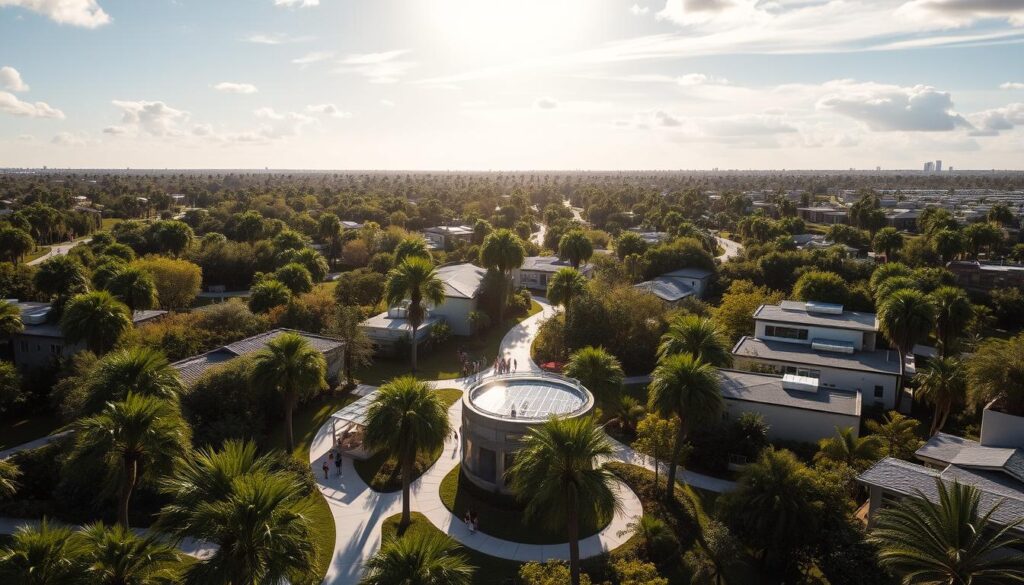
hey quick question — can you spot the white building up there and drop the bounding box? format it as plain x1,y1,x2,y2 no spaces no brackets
731,301,905,410
634,267,713,303
422,225,474,250
513,256,594,291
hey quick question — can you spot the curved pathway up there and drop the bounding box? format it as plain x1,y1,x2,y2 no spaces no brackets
311,297,733,585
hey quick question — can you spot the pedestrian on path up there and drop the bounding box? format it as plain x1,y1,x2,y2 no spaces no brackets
322,460,329,480
513,358,518,372
335,455,343,477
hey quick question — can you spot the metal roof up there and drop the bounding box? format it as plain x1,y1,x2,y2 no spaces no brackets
330,390,379,427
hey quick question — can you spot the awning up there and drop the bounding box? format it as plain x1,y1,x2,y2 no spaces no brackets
329,391,378,427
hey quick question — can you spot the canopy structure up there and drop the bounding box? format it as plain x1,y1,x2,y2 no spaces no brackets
328,391,378,460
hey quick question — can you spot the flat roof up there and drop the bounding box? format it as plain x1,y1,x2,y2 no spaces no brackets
732,336,902,375
360,312,441,334
717,369,861,416
754,301,878,332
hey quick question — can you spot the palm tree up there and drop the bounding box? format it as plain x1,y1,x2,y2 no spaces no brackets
558,230,593,269
60,291,133,354
180,471,317,585
648,353,722,498
814,427,882,471
869,480,1024,584
878,289,935,412
608,395,646,434
0,520,85,584
105,266,159,314
508,416,620,585
872,227,904,260
361,532,474,585
78,522,180,585
916,357,967,436
332,305,374,388
385,256,446,372
967,334,1024,416
393,237,431,265
479,229,526,323
564,346,625,401
0,300,24,337
865,412,921,460
81,346,184,415
929,286,973,357
0,459,21,499
363,376,451,528
546,267,587,308
251,332,327,455
71,393,190,526
657,314,732,366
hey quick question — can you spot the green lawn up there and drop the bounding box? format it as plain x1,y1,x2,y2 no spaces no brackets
353,388,463,492
302,493,336,585
23,246,51,263
356,301,542,386
438,464,610,545
0,413,63,451
101,217,122,230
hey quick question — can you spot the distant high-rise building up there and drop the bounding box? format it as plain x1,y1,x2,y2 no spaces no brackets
935,160,943,172
924,161,935,172
876,166,881,171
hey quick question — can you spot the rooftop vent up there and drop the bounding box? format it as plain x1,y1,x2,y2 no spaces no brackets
782,374,819,393
805,301,844,315
811,338,855,354
23,307,51,325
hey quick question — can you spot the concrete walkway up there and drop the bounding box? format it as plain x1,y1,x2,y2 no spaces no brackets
27,238,91,266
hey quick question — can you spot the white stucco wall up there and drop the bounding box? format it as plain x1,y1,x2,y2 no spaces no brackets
980,408,1024,448
429,296,477,336
755,320,869,350
723,398,861,444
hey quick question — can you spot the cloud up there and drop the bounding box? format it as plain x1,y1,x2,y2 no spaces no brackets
658,0,741,25
380,99,396,107
817,83,971,132
243,32,315,45
248,107,315,139
0,0,110,28
0,91,64,118
630,4,650,15
213,82,258,94
0,66,29,92
51,131,88,146
968,103,1024,136
17,134,34,141
677,73,728,86
1002,82,1024,90
901,0,1024,26
107,100,188,137
273,0,318,7
654,110,681,126
535,97,558,109
305,103,351,118
292,51,334,65
336,50,415,83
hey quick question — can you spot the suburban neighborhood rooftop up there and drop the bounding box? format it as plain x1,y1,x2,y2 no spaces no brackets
732,336,902,375
754,300,879,331
717,369,862,416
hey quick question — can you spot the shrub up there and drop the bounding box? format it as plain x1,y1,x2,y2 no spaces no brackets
431,321,452,345
182,357,272,448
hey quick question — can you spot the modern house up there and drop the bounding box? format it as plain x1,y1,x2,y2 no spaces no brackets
422,225,474,250
718,369,862,444
634,267,713,303
171,328,345,386
512,256,594,291
360,263,487,351
10,301,166,369
731,301,906,411
858,406,1024,536
798,206,848,224
946,261,1024,294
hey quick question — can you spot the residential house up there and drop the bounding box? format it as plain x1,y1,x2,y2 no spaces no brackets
513,256,594,291
634,268,713,303
946,261,1024,294
797,206,849,225
422,225,474,251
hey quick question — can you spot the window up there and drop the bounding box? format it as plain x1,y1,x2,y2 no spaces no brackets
478,447,497,483
783,366,820,378
50,344,62,356
874,385,884,399
764,325,809,340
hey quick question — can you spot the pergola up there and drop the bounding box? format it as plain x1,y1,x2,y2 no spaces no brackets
328,392,378,460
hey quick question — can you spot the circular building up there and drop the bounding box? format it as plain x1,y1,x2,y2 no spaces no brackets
461,372,595,493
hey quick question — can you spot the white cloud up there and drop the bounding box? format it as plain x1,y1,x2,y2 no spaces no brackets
0,66,29,92
213,82,258,94
817,83,971,132
306,103,351,118
292,51,335,65
17,134,34,141
630,4,650,15
1002,82,1024,90
51,131,88,146
0,0,110,28
677,73,728,86
336,50,415,83
535,97,558,109
900,0,1024,26
0,91,64,118
654,110,681,126
273,0,318,7
248,107,316,139
243,32,315,45
968,103,1024,136
380,99,396,107
107,100,188,137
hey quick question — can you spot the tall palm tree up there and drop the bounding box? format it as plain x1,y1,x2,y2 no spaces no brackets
385,257,446,372
363,376,451,528
71,393,190,526
479,229,526,323
813,427,882,471
81,346,184,415
558,230,593,269
878,288,935,412
361,532,474,585
967,334,1024,417
872,227,904,260
393,237,431,265
546,267,587,308
564,346,625,402
609,395,646,434
508,416,620,585
929,286,973,357
181,471,317,585
869,480,1024,584
865,412,921,460
251,332,327,455
0,520,85,585
0,459,21,499
78,522,180,585
60,291,133,355
657,314,732,366
916,357,967,436
648,353,722,498
105,266,159,314
0,300,24,337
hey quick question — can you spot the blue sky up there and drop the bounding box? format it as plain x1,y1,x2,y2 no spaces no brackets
1,0,1022,169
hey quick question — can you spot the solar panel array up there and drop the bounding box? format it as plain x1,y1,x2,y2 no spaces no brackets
471,380,586,420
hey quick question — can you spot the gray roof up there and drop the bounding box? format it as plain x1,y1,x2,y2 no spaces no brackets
662,268,713,280
918,433,1024,483
754,301,878,332
634,278,696,302
359,312,441,337
717,369,861,416
519,256,594,274
732,336,902,375
435,263,487,299
424,225,473,236
172,328,343,386
859,458,1024,532
14,302,165,339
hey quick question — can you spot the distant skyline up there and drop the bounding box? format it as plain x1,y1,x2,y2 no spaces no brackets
1,0,1023,170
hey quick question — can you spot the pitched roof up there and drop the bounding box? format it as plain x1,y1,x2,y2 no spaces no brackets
732,336,901,375
918,432,1024,483
634,278,696,302
435,263,487,299
519,256,593,274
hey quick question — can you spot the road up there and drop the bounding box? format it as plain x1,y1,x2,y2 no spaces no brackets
27,238,91,266
715,236,742,261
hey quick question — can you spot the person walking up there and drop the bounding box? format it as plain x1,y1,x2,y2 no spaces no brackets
321,460,329,480
334,454,343,478
513,358,518,372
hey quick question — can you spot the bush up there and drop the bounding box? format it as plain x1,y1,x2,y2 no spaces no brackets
507,288,532,318
431,321,452,345
990,287,1024,329
182,356,272,448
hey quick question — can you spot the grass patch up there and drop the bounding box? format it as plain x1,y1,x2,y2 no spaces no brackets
382,512,523,585
356,301,542,386
353,388,463,492
23,246,51,263
302,493,335,585
438,464,610,545
0,413,63,451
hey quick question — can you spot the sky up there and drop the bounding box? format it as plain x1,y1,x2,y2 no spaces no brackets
0,0,1023,170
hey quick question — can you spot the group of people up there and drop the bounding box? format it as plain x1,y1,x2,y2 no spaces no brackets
457,347,484,378
494,355,517,374
322,449,344,480
463,510,480,534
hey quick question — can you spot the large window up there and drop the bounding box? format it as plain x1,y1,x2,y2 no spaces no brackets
783,366,820,378
764,325,809,340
